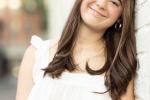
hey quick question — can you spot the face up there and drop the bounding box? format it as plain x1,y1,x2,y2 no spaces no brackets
80,0,123,32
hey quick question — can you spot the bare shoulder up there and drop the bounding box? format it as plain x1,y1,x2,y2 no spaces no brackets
16,45,36,100
25,45,36,57
20,45,36,69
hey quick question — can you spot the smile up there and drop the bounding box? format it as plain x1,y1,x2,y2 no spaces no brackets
89,6,107,18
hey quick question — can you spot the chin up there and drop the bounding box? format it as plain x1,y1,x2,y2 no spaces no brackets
82,22,105,32
83,19,110,31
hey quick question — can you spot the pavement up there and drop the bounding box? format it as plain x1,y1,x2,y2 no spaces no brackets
0,75,17,100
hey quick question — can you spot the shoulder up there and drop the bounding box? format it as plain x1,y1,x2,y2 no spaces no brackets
16,45,36,100
20,45,36,71
30,35,59,50
25,45,36,57
29,35,59,82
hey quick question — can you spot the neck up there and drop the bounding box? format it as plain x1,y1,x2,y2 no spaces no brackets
76,23,105,48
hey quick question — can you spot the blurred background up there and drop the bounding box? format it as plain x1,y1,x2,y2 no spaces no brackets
0,0,150,100
0,0,75,100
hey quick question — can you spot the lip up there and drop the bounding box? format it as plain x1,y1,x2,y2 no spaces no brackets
89,6,107,17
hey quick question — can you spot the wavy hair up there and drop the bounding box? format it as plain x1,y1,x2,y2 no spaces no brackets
43,0,137,100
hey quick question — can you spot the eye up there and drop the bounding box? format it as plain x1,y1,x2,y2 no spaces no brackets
111,1,119,6
110,0,121,7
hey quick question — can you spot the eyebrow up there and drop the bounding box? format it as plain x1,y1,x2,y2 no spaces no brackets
118,0,122,5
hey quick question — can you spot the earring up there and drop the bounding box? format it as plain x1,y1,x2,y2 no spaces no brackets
114,21,122,31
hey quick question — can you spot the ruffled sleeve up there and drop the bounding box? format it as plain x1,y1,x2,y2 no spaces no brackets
30,35,58,83
30,35,44,49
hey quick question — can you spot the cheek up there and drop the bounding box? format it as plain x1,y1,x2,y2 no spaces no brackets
80,0,95,14
108,8,122,23
80,1,91,23
80,0,89,13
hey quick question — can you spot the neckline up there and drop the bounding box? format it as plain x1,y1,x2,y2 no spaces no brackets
47,40,105,78
63,70,105,78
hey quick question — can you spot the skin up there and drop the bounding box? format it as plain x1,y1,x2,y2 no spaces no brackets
16,0,134,100
80,0,123,33
16,45,36,100
74,0,123,73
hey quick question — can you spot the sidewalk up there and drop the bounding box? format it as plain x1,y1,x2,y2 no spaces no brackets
0,75,17,100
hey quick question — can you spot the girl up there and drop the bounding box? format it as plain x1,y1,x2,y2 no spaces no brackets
16,0,137,100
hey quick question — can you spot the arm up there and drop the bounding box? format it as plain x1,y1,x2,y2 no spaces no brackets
120,79,135,100
16,45,36,100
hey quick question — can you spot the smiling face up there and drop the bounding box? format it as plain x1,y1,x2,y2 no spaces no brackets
80,0,123,32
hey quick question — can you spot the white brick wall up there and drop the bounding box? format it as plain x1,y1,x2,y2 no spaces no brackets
135,0,150,99
48,0,75,38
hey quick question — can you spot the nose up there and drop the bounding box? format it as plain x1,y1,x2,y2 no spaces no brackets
96,0,107,10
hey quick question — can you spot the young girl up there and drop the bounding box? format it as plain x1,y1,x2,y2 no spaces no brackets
16,0,137,100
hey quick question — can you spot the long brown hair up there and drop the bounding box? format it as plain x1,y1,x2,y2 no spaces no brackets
43,0,137,100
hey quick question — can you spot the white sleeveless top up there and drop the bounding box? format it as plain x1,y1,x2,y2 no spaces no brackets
27,35,111,100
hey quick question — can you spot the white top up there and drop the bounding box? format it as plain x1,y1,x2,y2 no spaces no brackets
27,35,150,100
27,35,111,100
